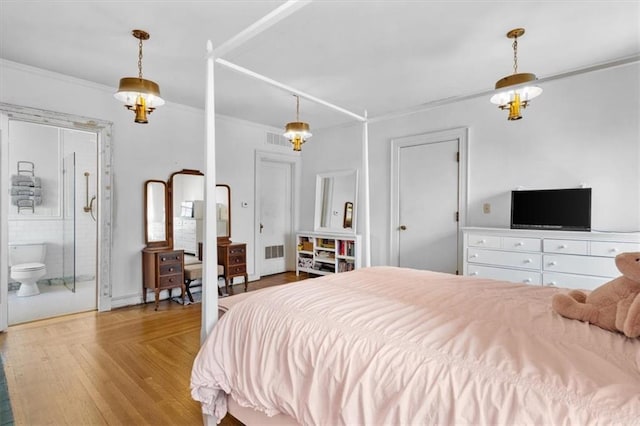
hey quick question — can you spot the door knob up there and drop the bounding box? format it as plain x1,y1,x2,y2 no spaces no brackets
400,225,407,230
260,223,264,233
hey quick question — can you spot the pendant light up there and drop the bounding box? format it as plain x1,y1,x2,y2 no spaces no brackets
283,95,312,152
114,29,164,124
490,28,542,120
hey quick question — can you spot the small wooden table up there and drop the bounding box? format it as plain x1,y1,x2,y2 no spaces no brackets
217,242,248,295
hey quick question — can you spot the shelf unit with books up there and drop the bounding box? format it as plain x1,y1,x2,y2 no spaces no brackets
296,232,361,276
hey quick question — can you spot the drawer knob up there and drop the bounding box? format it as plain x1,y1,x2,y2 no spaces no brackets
161,257,166,261
548,261,557,266
548,281,557,286
168,278,174,282
523,278,532,283
516,242,524,246
524,258,532,264
479,239,486,244
169,268,174,272
559,244,568,249
610,247,619,253
470,272,478,276
470,254,478,258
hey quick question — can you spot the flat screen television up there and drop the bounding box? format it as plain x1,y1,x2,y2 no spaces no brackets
510,188,592,231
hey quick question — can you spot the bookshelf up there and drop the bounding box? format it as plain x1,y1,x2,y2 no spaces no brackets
296,232,361,276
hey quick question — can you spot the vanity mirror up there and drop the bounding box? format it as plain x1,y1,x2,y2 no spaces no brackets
169,169,204,255
143,169,232,250
314,169,358,234
144,180,169,248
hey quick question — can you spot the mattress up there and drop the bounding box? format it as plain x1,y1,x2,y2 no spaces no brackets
191,266,640,425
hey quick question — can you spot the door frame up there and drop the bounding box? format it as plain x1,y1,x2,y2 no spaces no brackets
254,150,301,280
0,103,113,331
389,127,469,273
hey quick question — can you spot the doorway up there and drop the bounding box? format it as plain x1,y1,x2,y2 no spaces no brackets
254,151,301,279
0,104,113,330
390,128,468,273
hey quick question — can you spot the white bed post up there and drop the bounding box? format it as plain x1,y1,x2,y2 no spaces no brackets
202,40,218,343
362,111,371,267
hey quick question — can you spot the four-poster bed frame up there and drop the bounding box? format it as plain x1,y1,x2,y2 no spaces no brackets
201,0,371,340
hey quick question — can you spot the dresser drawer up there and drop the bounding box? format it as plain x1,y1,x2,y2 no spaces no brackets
159,274,182,289
501,237,541,251
590,241,640,257
228,245,246,255
543,239,588,255
467,234,501,248
467,264,541,285
228,264,246,275
159,263,182,276
543,272,610,291
467,248,541,270
158,251,182,264
228,254,245,265
543,254,618,277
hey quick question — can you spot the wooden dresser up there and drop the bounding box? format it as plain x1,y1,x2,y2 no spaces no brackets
142,248,185,310
217,242,248,295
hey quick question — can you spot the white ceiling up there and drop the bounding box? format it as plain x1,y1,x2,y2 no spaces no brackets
1,1,639,130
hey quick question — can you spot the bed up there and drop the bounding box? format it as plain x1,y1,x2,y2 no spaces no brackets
190,266,640,425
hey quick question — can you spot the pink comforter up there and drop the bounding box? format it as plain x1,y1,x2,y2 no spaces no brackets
191,266,640,425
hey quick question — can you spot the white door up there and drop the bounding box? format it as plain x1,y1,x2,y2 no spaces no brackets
391,128,468,274
259,160,292,276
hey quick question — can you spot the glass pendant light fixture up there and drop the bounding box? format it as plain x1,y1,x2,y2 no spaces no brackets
114,29,164,124
283,95,312,152
490,28,542,120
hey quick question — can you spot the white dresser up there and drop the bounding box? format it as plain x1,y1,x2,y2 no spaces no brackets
462,227,640,290
173,217,203,255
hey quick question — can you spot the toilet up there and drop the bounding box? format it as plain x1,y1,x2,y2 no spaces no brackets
9,242,47,297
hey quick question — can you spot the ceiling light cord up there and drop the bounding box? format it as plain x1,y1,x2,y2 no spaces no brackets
138,37,144,79
512,37,518,74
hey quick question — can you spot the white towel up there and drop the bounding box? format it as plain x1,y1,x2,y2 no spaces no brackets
10,175,41,187
11,195,42,206
10,187,42,196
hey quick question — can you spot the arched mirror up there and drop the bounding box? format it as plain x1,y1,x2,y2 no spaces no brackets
215,184,231,244
144,180,169,248
168,170,204,256
314,169,358,234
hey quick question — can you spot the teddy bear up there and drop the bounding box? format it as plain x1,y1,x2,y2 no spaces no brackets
551,251,640,338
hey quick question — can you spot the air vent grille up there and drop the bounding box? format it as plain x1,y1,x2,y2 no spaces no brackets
265,245,284,260
266,131,290,148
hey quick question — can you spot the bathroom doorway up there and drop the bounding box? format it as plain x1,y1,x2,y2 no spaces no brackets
0,104,113,329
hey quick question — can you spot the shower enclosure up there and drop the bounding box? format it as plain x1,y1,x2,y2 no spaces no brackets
63,152,76,293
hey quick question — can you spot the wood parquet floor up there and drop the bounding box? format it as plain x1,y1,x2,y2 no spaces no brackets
0,271,311,426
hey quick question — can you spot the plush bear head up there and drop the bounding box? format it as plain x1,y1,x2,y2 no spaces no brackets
552,252,640,338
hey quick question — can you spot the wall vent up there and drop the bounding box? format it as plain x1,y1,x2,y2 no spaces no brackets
266,131,289,148
264,245,285,260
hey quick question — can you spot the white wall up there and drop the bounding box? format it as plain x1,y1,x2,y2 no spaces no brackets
1,60,293,307
307,63,640,266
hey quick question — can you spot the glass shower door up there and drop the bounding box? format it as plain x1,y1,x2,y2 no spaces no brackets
62,152,76,292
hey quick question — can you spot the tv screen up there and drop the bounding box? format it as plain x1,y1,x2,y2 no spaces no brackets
510,188,592,231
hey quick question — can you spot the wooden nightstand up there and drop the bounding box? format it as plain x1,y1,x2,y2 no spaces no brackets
142,248,185,310
217,242,248,295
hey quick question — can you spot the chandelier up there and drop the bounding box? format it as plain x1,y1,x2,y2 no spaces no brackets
490,28,542,120
114,30,164,124
283,95,312,152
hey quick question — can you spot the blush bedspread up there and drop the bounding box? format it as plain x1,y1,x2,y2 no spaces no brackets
190,266,640,425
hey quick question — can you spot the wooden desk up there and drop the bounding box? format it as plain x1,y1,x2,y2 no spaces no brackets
217,242,248,295
142,248,185,310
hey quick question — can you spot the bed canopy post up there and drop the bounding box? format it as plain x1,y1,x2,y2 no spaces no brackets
362,111,371,267
202,40,219,342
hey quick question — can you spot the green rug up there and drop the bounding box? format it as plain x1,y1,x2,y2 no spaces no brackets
0,356,14,425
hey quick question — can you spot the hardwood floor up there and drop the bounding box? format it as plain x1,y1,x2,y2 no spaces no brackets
0,271,311,426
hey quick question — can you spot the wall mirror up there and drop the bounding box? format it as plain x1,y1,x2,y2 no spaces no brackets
314,169,358,234
144,180,169,248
